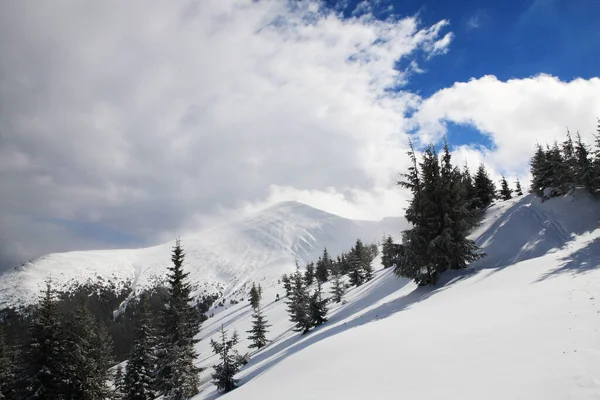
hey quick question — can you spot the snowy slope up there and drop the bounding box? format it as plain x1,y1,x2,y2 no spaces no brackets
191,191,600,400
0,201,404,307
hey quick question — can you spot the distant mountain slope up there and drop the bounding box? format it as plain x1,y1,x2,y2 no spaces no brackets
191,190,600,400
0,201,406,307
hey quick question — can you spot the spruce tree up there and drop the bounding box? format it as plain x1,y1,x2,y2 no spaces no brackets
123,295,156,400
246,305,270,350
530,143,551,196
499,175,513,200
574,132,594,192
63,303,114,399
286,262,311,334
309,282,328,328
210,326,242,393
18,280,66,399
381,235,395,269
561,130,577,187
114,365,124,400
473,163,496,208
395,142,483,285
281,274,292,297
156,239,201,400
0,329,13,399
304,262,315,286
515,179,523,196
315,248,331,283
461,163,477,210
249,283,261,310
547,142,569,194
348,239,372,286
330,272,346,303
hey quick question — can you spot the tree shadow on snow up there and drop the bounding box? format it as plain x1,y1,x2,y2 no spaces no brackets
236,269,475,386
534,237,600,282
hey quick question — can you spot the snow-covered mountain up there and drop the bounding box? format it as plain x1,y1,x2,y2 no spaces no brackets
189,191,600,399
0,200,405,307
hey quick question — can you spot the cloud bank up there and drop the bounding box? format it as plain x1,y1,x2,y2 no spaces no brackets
0,0,598,270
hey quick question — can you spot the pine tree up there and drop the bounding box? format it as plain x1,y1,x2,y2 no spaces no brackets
330,272,346,303
530,143,551,196
473,163,496,208
0,329,13,399
461,163,477,210
309,282,328,328
246,305,270,350
562,130,577,187
63,303,114,400
348,239,372,286
285,262,311,334
210,326,242,393
515,179,523,196
499,175,513,200
156,239,201,399
547,142,570,194
17,280,66,399
249,283,261,310
315,248,331,283
123,295,156,400
304,262,315,286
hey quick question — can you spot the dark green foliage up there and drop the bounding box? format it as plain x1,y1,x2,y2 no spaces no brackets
62,303,114,400
246,306,270,350
315,248,331,283
515,179,523,196
0,329,14,399
574,132,595,192
381,235,396,269
17,281,67,399
347,239,373,287
286,262,311,334
249,283,262,310
123,296,156,400
304,263,315,286
473,163,496,208
329,272,346,303
156,239,201,400
114,366,124,399
308,283,328,328
499,175,512,201
281,274,292,297
210,326,242,393
395,141,484,286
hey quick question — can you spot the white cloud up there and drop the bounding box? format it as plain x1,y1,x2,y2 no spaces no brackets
414,74,600,181
0,0,452,268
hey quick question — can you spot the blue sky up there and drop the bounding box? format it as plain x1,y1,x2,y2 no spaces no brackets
328,0,600,148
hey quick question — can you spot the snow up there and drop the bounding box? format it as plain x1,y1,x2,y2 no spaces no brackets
190,191,600,399
0,201,404,307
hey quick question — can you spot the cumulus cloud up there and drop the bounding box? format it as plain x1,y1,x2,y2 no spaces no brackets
413,74,600,181
0,0,453,269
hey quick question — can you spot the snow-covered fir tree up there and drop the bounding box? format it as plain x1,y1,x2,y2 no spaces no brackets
381,235,396,269
123,295,156,400
315,248,331,283
62,303,114,399
114,366,124,399
281,274,292,297
247,305,270,350
473,163,496,208
249,283,261,310
304,262,315,286
499,175,513,200
17,281,66,399
286,262,312,334
309,282,328,328
156,239,202,400
395,142,483,285
515,179,523,196
330,270,346,303
210,326,243,393
347,239,372,286
0,329,13,399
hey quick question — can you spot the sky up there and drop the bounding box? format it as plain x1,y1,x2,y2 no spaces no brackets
0,0,599,270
